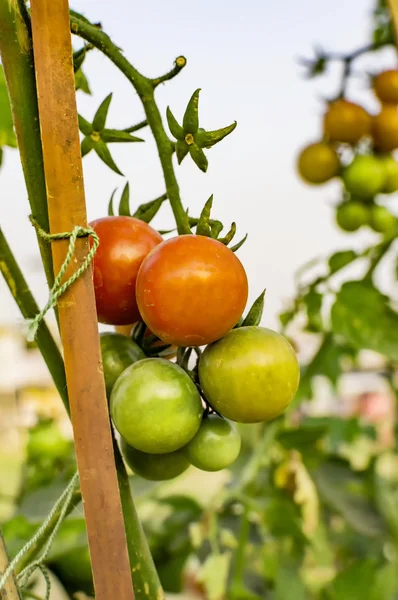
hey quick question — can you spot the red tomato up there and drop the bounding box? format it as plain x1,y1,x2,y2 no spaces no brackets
90,216,163,325
136,235,248,347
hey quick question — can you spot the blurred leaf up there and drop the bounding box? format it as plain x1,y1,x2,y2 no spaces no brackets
328,250,358,274
198,553,231,600
16,475,78,522
331,281,398,360
327,559,378,600
369,561,398,600
1,516,37,558
92,93,112,131
279,309,295,328
242,290,266,327
374,456,398,543
278,423,328,452
314,462,386,538
0,65,16,148
303,289,323,332
275,565,307,600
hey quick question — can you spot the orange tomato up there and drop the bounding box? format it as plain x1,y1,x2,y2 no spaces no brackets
297,142,340,184
323,100,371,144
136,235,248,347
372,105,398,151
373,70,398,104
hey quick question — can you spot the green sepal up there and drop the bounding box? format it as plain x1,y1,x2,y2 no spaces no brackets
196,121,237,149
219,222,236,245
145,344,173,357
189,144,208,172
175,140,189,164
183,88,201,134
75,69,91,95
118,182,131,216
92,93,113,131
166,107,184,141
101,129,144,143
229,233,248,253
133,195,167,223
80,136,94,157
242,290,266,327
73,46,87,72
78,114,93,136
131,321,147,346
210,220,223,238
108,189,117,216
196,195,213,237
233,317,244,329
94,140,123,175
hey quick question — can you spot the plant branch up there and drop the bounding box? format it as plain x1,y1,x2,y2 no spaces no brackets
151,56,187,87
0,0,54,289
0,228,69,414
70,15,191,235
124,119,148,133
364,237,395,281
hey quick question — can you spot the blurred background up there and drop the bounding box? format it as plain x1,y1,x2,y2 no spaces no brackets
1,0,398,598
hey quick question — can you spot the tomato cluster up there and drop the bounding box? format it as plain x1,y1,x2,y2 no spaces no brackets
91,216,300,480
296,70,398,235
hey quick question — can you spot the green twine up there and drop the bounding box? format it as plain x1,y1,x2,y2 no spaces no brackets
27,216,100,342
0,472,80,600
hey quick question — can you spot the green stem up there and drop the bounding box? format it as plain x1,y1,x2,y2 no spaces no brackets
229,507,250,597
0,0,54,288
364,237,394,281
0,228,69,414
70,15,191,235
114,437,164,599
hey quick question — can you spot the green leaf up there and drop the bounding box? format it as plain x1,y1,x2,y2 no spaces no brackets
69,9,91,24
166,106,184,141
196,195,213,236
78,114,93,136
218,222,236,245
328,250,358,274
75,68,91,95
331,280,398,360
108,188,117,216
73,46,87,72
242,290,266,327
133,195,167,223
94,140,123,175
313,462,386,538
80,136,94,157
0,66,16,148
101,128,144,143
303,288,323,332
183,88,201,134
118,182,130,216
175,140,189,164
279,310,295,328
198,553,231,600
92,93,112,131
210,220,223,238
229,233,248,253
189,143,208,172
327,559,379,600
275,565,307,600
278,423,328,453
196,121,237,149
369,561,398,600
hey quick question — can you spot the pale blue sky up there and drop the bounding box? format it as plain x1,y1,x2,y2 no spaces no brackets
1,0,397,329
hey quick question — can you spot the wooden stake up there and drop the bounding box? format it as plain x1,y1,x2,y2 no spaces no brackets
388,0,398,42
29,2,134,598
0,533,21,600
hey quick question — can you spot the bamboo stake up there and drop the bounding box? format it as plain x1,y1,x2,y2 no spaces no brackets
0,533,21,600
29,2,134,598
388,0,398,42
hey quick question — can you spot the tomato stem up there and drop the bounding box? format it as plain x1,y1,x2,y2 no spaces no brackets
0,0,54,289
69,14,191,235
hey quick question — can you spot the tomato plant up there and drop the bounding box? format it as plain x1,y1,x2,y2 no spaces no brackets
136,235,249,346
90,216,163,325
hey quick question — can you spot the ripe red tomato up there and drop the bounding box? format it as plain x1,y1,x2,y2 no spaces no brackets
136,235,248,347
89,216,163,325
323,100,371,144
373,70,398,104
372,105,398,151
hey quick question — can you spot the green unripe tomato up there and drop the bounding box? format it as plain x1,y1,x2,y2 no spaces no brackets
199,327,300,423
100,332,145,397
336,202,370,232
110,358,203,454
27,422,71,461
342,155,386,198
379,155,398,193
297,142,340,185
183,414,241,472
369,205,397,233
120,438,189,481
